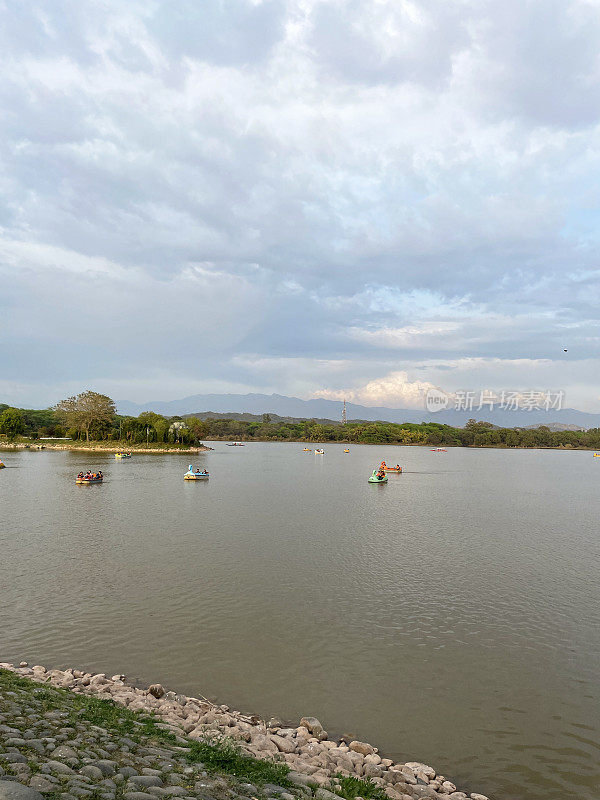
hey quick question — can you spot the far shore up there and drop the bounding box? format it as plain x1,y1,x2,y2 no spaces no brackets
0,441,212,453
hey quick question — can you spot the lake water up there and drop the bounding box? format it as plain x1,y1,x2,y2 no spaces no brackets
0,444,598,800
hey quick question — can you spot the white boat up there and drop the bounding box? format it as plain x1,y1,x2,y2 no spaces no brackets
314,449,324,454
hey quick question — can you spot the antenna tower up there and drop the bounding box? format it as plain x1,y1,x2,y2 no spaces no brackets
341,399,347,424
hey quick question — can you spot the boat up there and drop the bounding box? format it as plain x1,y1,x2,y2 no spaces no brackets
368,470,387,483
594,453,600,457
0,461,5,469
314,449,324,454
184,465,209,480
343,449,350,453
384,466,402,473
76,475,103,484
226,442,245,446
303,447,311,451
430,448,447,452
115,452,132,458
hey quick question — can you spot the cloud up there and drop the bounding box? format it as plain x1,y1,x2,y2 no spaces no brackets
316,370,438,408
0,0,599,410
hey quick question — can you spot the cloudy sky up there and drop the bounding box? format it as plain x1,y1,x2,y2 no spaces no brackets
1,0,599,411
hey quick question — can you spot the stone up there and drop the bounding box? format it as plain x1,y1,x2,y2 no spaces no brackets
50,745,79,760
28,777,57,793
441,783,456,793
404,764,435,779
80,766,105,781
129,776,163,789
148,685,165,700
123,794,157,800
315,790,339,800
270,735,296,754
299,717,327,741
363,763,384,779
349,741,375,756
469,796,488,800
45,761,75,775
95,761,118,776
250,734,277,753
287,772,314,787
0,782,45,800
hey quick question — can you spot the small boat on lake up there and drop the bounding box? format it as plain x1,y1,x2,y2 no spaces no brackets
368,469,387,483
314,449,324,454
594,453,600,457
303,448,311,451
0,461,5,469
384,466,402,473
344,449,350,453
115,452,132,459
76,472,103,484
185,465,209,480
226,442,245,446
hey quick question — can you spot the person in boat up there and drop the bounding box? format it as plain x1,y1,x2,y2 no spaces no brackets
380,460,386,469
196,467,201,473
77,472,84,479
395,464,401,470
98,471,103,479
377,467,386,480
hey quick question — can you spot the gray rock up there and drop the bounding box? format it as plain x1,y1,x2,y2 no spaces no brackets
80,766,104,781
0,783,44,800
299,717,327,741
119,767,138,778
315,790,339,800
45,761,75,775
129,776,163,789
148,686,165,700
29,777,57,793
50,745,79,760
3,756,27,764
287,773,314,787
95,761,118,776
123,793,157,800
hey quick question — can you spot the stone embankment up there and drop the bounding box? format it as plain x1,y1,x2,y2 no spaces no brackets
0,662,490,800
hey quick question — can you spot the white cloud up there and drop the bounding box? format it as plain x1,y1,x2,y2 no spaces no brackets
316,370,438,408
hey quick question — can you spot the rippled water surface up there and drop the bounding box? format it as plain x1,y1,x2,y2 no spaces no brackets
1,444,599,800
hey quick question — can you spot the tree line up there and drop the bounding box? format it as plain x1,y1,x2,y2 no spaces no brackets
2,391,600,449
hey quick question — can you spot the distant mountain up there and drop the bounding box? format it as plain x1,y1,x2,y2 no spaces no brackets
116,392,600,429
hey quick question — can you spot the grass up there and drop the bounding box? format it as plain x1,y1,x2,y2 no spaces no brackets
332,776,388,800
187,735,291,786
0,668,290,788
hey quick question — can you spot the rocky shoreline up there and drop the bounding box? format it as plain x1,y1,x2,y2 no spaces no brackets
0,445,211,454
0,662,490,800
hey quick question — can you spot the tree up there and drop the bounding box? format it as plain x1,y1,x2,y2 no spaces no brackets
0,407,25,440
186,417,209,442
54,391,116,442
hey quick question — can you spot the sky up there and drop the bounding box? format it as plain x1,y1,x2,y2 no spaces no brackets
1,0,599,412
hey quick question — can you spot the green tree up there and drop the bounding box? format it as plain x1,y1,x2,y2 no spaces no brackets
54,391,116,442
0,407,25,440
186,417,209,442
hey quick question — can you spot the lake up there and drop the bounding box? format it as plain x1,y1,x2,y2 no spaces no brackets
0,444,598,800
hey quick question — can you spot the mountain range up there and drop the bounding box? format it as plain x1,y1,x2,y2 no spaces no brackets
116,392,600,429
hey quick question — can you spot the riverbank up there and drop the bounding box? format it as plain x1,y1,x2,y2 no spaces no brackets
0,443,212,453
0,662,489,800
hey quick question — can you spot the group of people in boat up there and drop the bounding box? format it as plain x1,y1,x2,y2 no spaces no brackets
77,471,103,480
189,466,209,475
